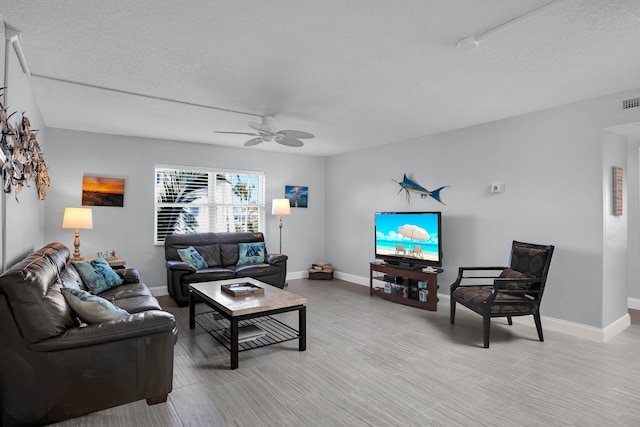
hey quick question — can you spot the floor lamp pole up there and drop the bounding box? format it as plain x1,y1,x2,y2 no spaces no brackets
278,214,284,254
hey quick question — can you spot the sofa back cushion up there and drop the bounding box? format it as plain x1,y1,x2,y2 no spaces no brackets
0,243,77,343
219,232,266,267
165,233,222,267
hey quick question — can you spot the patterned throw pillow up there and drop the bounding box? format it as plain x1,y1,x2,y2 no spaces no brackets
61,287,129,324
177,246,208,270
498,268,531,291
237,242,265,265
72,256,124,294
510,247,548,277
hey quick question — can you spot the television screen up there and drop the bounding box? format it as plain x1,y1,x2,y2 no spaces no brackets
375,211,442,267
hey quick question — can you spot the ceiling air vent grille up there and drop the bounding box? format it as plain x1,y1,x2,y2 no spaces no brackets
622,97,640,110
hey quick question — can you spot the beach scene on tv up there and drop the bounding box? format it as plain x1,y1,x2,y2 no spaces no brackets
375,213,440,262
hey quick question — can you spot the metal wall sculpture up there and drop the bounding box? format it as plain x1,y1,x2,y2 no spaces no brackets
394,173,448,205
0,91,50,201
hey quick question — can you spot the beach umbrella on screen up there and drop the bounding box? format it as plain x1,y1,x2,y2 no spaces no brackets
398,224,429,241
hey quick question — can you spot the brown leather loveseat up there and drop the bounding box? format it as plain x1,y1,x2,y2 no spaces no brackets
165,232,288,306
0,243,177,426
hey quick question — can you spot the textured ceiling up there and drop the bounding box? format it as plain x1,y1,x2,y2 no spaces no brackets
0,0,639,156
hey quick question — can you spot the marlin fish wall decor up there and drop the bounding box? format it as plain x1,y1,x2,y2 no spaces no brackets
394,174,448,205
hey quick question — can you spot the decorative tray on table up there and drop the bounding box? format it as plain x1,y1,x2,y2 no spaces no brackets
221,282,265,297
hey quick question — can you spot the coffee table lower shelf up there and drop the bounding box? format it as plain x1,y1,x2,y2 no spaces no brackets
194,310,302,352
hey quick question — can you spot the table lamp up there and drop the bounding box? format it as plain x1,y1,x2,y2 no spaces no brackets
271,198,291,254
62,207,93,261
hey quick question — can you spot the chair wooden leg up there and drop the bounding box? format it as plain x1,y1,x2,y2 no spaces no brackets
483,315,490,348
507,316,513,325
533,312,544,342
450,299,456,324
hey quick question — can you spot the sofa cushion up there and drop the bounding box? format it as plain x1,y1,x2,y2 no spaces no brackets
0,243,77,343
230,263,281,278
177,246,208,269
98,282,152,301
237,242,265,265
498,268,531,291
112,294,163,313
59,263,86,291
72,257,124,293
61,287,129,324
165,233,222,267
182,267,236,283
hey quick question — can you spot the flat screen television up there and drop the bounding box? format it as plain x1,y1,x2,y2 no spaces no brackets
374,211,442,268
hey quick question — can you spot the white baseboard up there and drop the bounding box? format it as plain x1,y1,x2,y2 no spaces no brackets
287,270,308,280
510,312,630,343
334,271,368,286
334,273,631,343
628,297,640,310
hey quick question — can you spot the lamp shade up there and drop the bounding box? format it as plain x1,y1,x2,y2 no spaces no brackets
272,199,291,216
62,207,93,229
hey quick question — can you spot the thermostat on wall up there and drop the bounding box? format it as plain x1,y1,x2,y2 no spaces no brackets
491,183,505,194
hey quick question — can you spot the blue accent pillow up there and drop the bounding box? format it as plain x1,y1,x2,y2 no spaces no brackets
238,242,265,265
61,287,129,324
72,257,124,294
177,246,207,270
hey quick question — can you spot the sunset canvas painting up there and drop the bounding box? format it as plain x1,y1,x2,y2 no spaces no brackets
82,176,125,207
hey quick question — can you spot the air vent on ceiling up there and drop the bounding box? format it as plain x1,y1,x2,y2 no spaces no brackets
622,97,640,110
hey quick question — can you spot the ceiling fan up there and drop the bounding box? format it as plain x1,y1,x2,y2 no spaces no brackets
215,116,314,147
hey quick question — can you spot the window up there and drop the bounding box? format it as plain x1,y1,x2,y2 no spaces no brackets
154,165,265,244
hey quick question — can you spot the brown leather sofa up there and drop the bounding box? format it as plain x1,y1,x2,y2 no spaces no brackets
165,232,288,306
0,243,177,426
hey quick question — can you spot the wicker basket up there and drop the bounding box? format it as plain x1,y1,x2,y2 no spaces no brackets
309,263,334,280
308,269,334,280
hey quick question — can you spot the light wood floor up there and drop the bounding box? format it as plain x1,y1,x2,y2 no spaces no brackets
54,279,640,426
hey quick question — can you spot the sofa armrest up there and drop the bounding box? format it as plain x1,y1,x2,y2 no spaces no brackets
166,260,197,272
266,253,288,265
117,267,141,284
28,310,176,352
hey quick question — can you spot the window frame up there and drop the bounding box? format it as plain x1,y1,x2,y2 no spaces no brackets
154,164,265,245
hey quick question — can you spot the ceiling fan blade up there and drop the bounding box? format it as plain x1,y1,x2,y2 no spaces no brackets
244,137,263,147
214,131,259,136
277,130,314,139
277,137,304,147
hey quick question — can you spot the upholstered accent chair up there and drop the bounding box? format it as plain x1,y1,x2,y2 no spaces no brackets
450,241,554,348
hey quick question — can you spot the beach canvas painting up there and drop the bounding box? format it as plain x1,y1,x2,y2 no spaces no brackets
285,185,308,208
82,175,125,207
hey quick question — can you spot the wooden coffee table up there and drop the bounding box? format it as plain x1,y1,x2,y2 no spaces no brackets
189,278,307,369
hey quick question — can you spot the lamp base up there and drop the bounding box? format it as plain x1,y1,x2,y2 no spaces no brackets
72,229,83,261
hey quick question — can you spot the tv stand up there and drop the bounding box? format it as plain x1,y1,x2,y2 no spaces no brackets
398,261,418,269
369,262,439,311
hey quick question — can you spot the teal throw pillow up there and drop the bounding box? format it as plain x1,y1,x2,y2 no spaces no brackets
177,246,208,270
61,287,129,324
238,242,265,265
72,256,124,294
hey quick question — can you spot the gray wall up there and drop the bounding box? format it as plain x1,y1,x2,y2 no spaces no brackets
602,131,628,326
1,28,47,270
325,88,640,329
42,128,326,290
628,143,640,300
